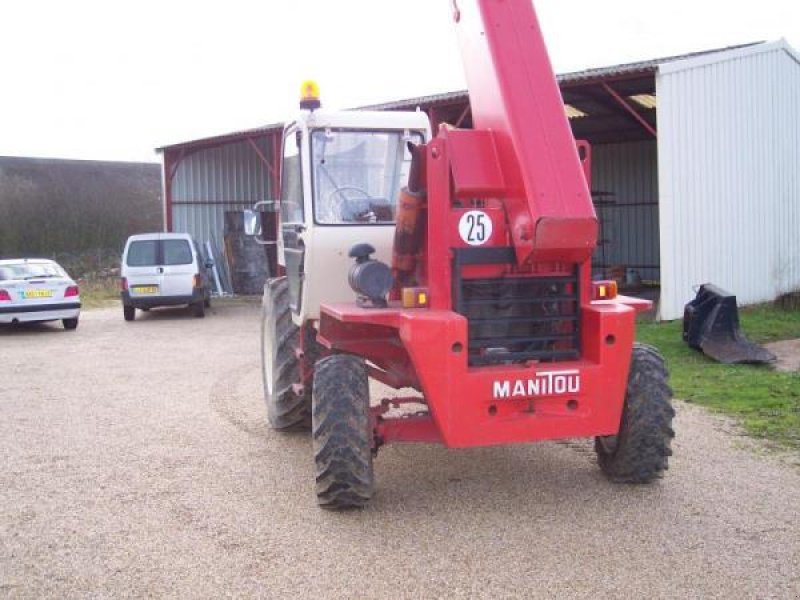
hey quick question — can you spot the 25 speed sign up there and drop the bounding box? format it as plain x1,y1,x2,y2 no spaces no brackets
458,210,493,246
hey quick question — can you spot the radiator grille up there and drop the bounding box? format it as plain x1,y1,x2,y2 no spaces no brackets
452,248,580,366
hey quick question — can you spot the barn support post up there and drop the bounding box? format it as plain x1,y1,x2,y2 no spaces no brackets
161,148,185,232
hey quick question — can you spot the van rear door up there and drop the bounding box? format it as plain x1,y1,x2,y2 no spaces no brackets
124,237,164,298
160,238,195,297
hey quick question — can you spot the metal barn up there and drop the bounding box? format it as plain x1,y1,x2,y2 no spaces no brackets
157,40,800,319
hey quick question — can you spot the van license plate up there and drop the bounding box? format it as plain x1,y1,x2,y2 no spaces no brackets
132,286,158,295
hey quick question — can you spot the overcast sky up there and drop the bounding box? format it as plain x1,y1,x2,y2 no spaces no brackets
0,0,797,163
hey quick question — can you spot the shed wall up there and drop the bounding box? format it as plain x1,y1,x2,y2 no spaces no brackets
657,48,800,320
591,140,660,282
170,137,275,292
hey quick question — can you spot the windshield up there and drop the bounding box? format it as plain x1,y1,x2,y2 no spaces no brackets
311,129,420,225
0,262,66,281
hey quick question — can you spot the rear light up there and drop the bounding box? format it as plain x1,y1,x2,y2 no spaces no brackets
120,277,128,292
591,280,618,301
64,285,80,298
0,289,10,302
401,286,429,308
193,274,201,289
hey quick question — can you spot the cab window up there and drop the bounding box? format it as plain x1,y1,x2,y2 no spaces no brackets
311,129,421,225
280,129,304,224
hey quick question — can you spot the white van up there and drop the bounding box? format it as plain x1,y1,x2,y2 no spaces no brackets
120,233,213,321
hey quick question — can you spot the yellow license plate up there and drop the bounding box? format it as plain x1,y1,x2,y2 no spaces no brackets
133,286,158,295
25,289,53,298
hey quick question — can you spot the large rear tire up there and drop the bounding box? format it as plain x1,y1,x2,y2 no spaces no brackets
596,343,675,483
312,354,374,509
123,306,135,321
261,277,315,431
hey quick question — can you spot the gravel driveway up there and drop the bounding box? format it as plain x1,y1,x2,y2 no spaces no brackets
2,300,799,599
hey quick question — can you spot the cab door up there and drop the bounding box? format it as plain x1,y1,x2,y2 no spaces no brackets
278,126,306,315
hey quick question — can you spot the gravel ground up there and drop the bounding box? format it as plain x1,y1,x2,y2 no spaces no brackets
766,339,800,372
1,300,799,599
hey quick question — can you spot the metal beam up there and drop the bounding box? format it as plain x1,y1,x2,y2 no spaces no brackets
270,133,281,200
601,82,657,138
247,137,278,180
454,103,472,128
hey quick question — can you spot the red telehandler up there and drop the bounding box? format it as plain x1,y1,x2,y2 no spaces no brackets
259,0,675,509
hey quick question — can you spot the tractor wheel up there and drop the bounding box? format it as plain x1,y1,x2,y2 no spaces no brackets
595,343,675,483
261,277,316,431
312,354,374,509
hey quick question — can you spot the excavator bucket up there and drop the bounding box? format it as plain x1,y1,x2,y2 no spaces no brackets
683,284,776,364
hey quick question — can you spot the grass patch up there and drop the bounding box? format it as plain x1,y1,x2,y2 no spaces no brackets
78,277,120,309
637,305,800,450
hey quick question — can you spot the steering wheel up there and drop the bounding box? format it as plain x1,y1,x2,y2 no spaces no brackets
326,186,372,222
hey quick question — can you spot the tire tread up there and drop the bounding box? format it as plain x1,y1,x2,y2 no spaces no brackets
596,342,675,483
312,354,374,509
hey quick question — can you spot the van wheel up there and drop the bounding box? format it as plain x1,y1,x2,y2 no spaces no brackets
62,317,79,330
123,306,135,321
192,301,205,318
204,295,211,309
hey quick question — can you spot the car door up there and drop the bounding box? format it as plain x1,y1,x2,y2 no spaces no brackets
160,238,196,298
124,237,164,298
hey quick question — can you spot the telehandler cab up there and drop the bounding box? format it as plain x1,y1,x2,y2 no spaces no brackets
258,0,674,509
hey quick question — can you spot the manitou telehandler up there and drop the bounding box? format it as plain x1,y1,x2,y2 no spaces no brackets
257,0,674,509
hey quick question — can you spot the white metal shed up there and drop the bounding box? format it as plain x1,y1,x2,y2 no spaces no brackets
657,40,800,319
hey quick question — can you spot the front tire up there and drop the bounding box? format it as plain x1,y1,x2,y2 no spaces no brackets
62,317,79,330
596,343,675,483
312,354,374,509
261,277,315,431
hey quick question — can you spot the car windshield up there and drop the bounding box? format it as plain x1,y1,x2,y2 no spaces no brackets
311,129,420,225
0,262,66,281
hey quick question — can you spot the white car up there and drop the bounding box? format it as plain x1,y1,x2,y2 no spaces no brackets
0,259,81,329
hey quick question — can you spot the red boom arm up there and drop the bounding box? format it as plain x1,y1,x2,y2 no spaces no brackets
453,0,597,264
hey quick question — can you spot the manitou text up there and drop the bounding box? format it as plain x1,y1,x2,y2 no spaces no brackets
492,370,581,399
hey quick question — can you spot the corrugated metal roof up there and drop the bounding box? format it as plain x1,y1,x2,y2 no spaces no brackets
157,122,284,153
557,42,761,84
157,42,762,153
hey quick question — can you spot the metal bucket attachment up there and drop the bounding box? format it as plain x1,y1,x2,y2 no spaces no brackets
683,284,776,364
